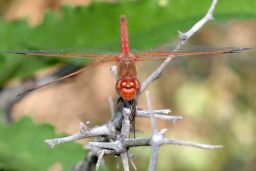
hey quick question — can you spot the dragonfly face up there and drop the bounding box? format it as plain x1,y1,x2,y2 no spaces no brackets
116,78,140,101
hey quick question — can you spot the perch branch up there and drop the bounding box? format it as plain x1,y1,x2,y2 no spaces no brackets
120,107,132,171
121,107,132,139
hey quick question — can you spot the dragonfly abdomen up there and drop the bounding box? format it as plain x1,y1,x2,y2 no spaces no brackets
120,15,130,55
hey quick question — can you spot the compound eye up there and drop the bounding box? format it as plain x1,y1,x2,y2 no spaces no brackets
134,79,141,91
130,82,134,86
121,81,127,87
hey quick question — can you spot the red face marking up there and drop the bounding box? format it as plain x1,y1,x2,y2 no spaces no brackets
116,78,140,101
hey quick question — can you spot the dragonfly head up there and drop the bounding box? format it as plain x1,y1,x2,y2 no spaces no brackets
116,78,140,101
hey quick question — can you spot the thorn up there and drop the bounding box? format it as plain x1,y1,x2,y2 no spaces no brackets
177,31,187,41
128,152,137,170
80,122,88,132
177,30,183,35
96,150,105,170
159,128,167,135
115,156,120,170
179,34,187,42
172,119,177,124
44,140,56,149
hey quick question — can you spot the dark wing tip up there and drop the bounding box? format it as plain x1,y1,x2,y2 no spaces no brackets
3,51,27,55
226,47,251,53
16,88,35,97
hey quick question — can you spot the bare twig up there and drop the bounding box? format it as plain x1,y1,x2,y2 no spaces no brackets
146,91,160,171
140,0,219,93
149,144,159,171
146,91,157,132
128,152,137,170
120,107,132,171
137,108,171,115
96,150,105,170
136,111,183,122
88,137,223,153
45,123,116,148
176,0,218,49
162,139,223,149
121,152,129,171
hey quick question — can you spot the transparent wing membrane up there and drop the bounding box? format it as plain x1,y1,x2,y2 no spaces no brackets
4,48,119,59
18,58,112,96
133,43,249,53
134,46,250,60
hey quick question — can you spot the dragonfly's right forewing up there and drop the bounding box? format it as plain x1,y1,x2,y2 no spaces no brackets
4,48,119,60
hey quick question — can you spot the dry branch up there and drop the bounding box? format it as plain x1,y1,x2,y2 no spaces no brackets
140,0,218,93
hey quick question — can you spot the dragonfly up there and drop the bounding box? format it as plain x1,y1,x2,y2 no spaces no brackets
5,15,249,101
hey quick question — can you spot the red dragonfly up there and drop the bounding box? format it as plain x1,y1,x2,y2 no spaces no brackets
6,15,248,101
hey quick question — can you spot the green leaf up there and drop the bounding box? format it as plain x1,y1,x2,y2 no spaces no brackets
0,117,84,171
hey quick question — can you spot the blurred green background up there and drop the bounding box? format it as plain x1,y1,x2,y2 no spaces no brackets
0,0,255,171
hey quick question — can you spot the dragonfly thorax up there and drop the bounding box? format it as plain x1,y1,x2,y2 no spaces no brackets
118,52,136,61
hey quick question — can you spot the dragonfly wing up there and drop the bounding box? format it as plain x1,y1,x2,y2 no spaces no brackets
18,58,112,96
134,47,250,61
4,48,119,60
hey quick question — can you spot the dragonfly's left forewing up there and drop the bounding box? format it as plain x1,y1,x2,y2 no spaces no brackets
134,47,250,61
